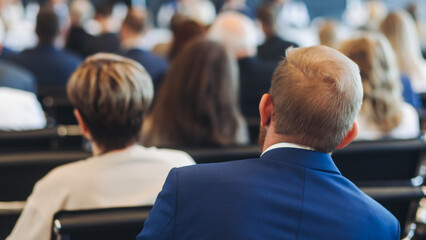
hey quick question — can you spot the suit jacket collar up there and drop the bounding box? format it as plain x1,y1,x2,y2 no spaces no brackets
260,147,340,174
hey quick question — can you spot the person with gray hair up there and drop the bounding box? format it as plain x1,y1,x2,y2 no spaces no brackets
138,45,400,239
208,11,276,118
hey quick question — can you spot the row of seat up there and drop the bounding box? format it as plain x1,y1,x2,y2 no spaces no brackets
0,137,425,238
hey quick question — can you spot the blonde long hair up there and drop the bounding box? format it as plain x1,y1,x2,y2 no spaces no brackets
380,11,424,84
339,34,403,132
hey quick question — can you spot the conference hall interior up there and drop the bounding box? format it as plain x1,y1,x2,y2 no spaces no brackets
0,0,426,239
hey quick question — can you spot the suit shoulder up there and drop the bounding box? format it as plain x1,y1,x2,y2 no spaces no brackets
175,158,259,181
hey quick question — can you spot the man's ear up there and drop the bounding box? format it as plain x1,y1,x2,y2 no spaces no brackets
336,122,358,149
259,94,273,127
73,109,92,141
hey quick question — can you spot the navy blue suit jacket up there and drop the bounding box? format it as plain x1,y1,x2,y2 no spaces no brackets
5,44,81,88
257,35,299,64
0,60,37,94
122,48,168,92
139,148,400,240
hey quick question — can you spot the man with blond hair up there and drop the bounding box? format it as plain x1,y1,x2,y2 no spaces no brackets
138,45,400,240
7,54,194,240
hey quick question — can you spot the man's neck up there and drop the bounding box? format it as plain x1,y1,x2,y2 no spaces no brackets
121,34,144,50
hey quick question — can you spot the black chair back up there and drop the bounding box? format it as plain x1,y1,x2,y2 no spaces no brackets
38,86,76,125
0,126,86,153
51,206,152,240
0,151,91,201
332,138,426,184
0,208,22,240
185,145,260,164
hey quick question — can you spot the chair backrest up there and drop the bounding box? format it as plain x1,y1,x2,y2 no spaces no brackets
0,125,86,152
185,145,261,164
361,186,424,234
332,138,426,184
0,150,91,201
38,86,76,125
51,206,152,240
0,208,22,240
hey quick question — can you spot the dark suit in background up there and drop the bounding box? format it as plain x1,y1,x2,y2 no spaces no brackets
139,147,400,240
85,33,121,56
5,44,81,89
257,35,298,63
0,60,37,94
238,57,276,117
65,26,92,58
123,48,168,91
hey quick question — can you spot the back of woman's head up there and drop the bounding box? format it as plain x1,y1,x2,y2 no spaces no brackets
67,53,153,151
339,33,403,132
380,11,423,78
145,37,241,147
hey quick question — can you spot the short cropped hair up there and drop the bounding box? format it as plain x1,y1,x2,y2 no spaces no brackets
208,12,258,57
36,6,59,44
256,3,276,32
122,7,148,34
270,46,363,153
67,53,153,151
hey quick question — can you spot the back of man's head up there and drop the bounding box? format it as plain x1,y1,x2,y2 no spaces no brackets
208,12,258,58
36,6,59,45
94,1,113,18
122,8,147,35
270,45,363,152
256,3,276,36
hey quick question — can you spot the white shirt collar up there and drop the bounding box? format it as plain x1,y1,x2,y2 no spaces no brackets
261,142,315,156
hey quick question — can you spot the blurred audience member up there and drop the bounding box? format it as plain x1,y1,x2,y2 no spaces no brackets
380,11,426,93
65,0,94,57
0,18,36,93
157,0,215,28
256,3,298,63
362,0,388,31
0,0,37,51
318,19,339,48
151,13,188,58
0,87,46,130
83,1,121,56
7,53,194,240
340,34,420,140
208,12,276,117
0,17,16,59
120,7,168,91
272,0,315,46
142,38,249,148
220,0,254,19
406,3,426,58
168,18,206,60
5,6,81,90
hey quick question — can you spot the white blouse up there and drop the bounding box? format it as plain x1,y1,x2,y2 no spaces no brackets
355,102,420,140
7,145,194,240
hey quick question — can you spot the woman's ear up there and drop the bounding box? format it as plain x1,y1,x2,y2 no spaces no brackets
336,122,358,150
